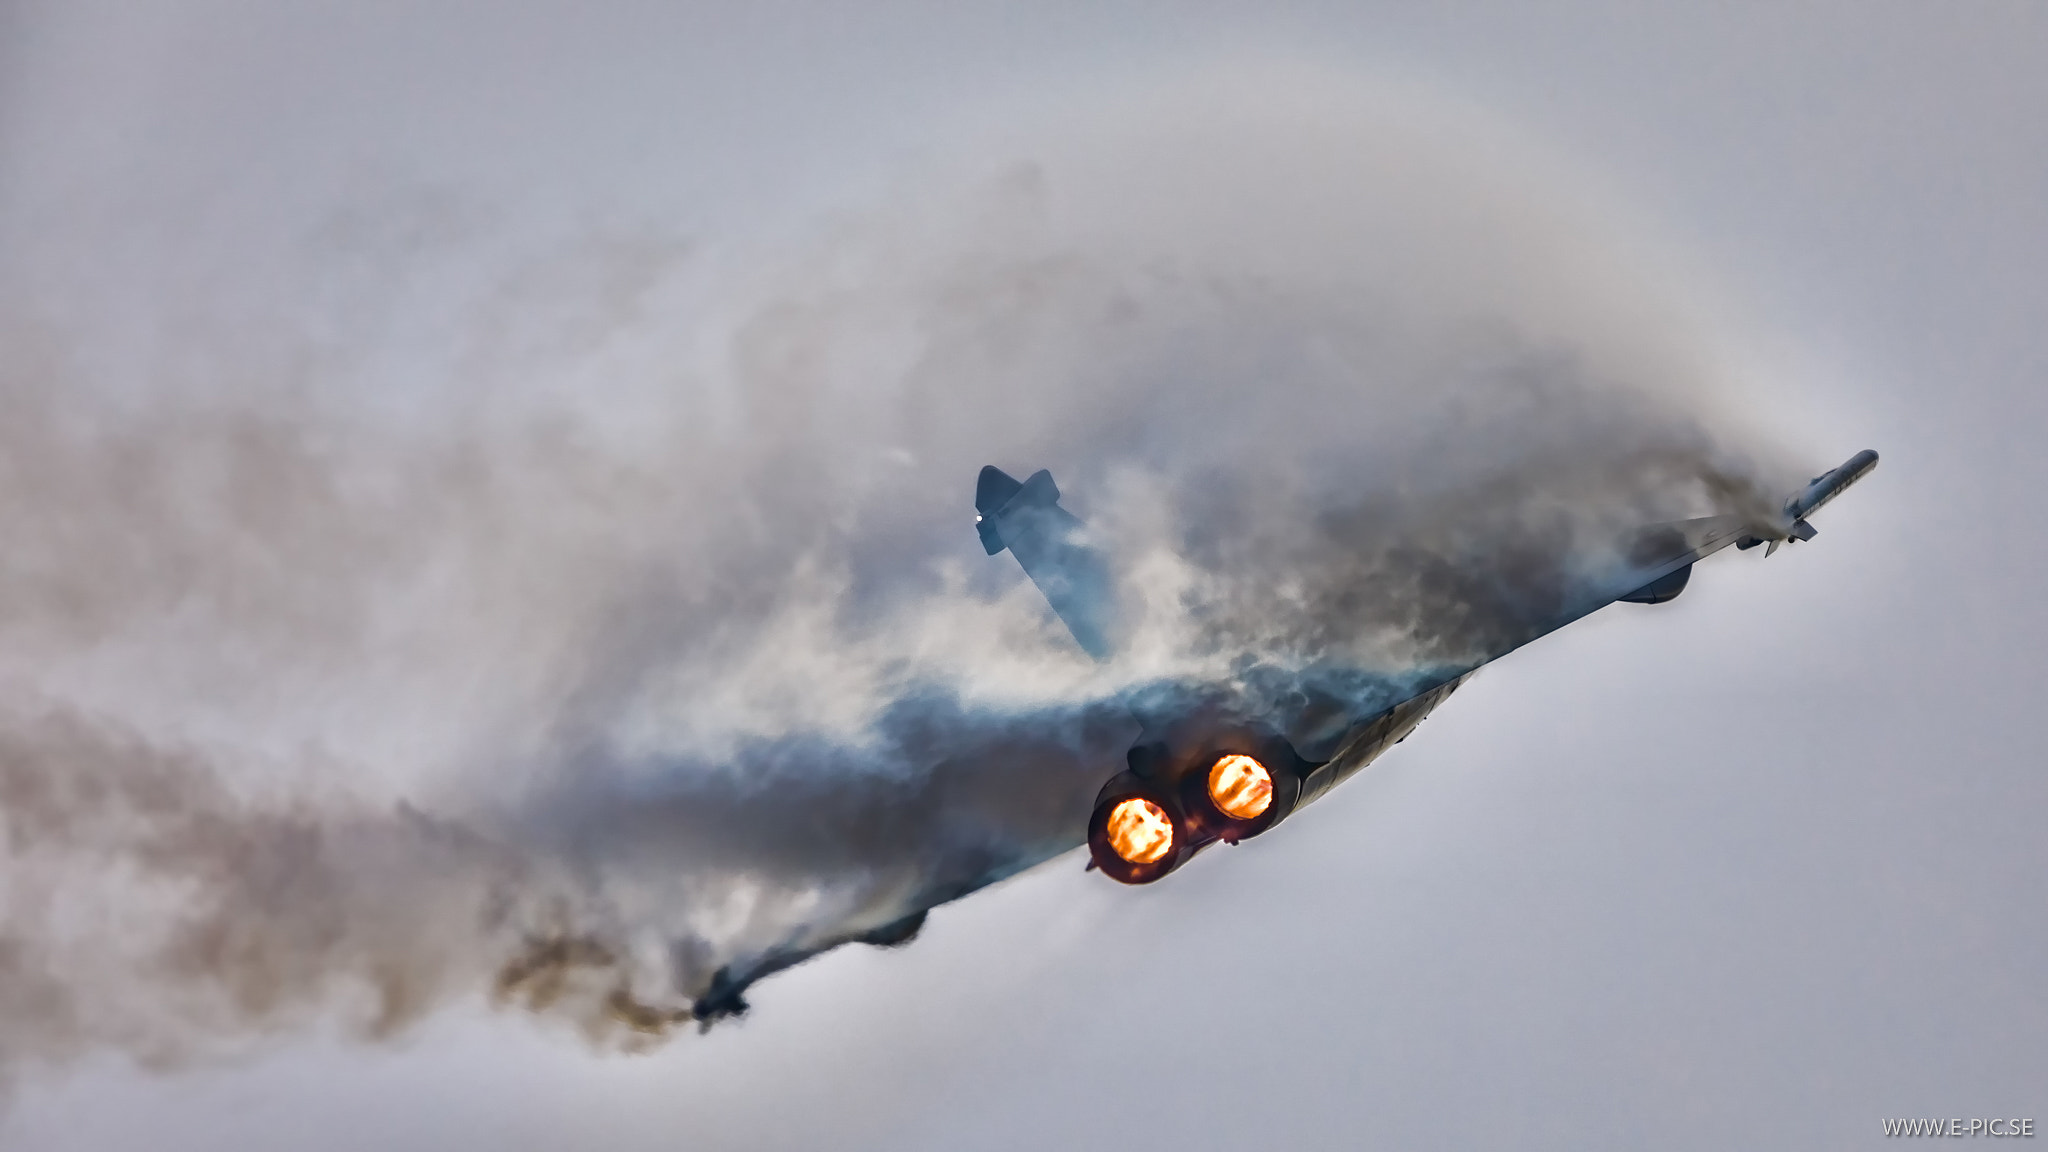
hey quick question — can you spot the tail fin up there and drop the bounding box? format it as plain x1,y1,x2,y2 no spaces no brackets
975,465,1025,554
974,465,1121,660
975,465,1024,516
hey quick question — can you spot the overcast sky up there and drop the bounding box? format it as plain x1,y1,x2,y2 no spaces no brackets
2,3,2044,1149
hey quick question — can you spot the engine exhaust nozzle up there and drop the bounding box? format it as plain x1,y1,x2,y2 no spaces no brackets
1088,780,1192,885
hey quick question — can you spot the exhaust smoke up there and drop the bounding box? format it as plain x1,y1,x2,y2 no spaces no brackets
0,62,1794,1074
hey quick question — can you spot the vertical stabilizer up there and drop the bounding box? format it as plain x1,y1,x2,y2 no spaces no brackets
974,466,1122,659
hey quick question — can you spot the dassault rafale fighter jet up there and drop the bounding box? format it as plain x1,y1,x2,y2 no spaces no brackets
974,450,1879,885
686,450,1877,1021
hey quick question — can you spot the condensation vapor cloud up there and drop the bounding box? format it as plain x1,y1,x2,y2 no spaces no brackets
0,64,1792,1075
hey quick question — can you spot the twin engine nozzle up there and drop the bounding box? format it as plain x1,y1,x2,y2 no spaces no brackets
1086,731,1316,884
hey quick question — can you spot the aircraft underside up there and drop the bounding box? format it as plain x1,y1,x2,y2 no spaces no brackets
687,448,1878,1022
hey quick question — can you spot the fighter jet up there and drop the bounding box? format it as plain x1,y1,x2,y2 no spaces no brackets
684,449,1877,1021
975,450,1879,884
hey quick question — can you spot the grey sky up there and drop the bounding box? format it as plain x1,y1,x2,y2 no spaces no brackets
1,3,2044,1150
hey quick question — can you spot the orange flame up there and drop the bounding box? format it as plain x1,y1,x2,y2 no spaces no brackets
1105,798,1175,864
1208,754,1273,820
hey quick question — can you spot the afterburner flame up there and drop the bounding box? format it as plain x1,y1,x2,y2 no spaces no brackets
1208,754,1273,820
1106,798,1175,864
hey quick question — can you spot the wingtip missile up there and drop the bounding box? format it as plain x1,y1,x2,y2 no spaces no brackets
1785,448,1879,523
1739,449,1879,554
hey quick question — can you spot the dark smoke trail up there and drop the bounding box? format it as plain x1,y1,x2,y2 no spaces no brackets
0,65,1794,1075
